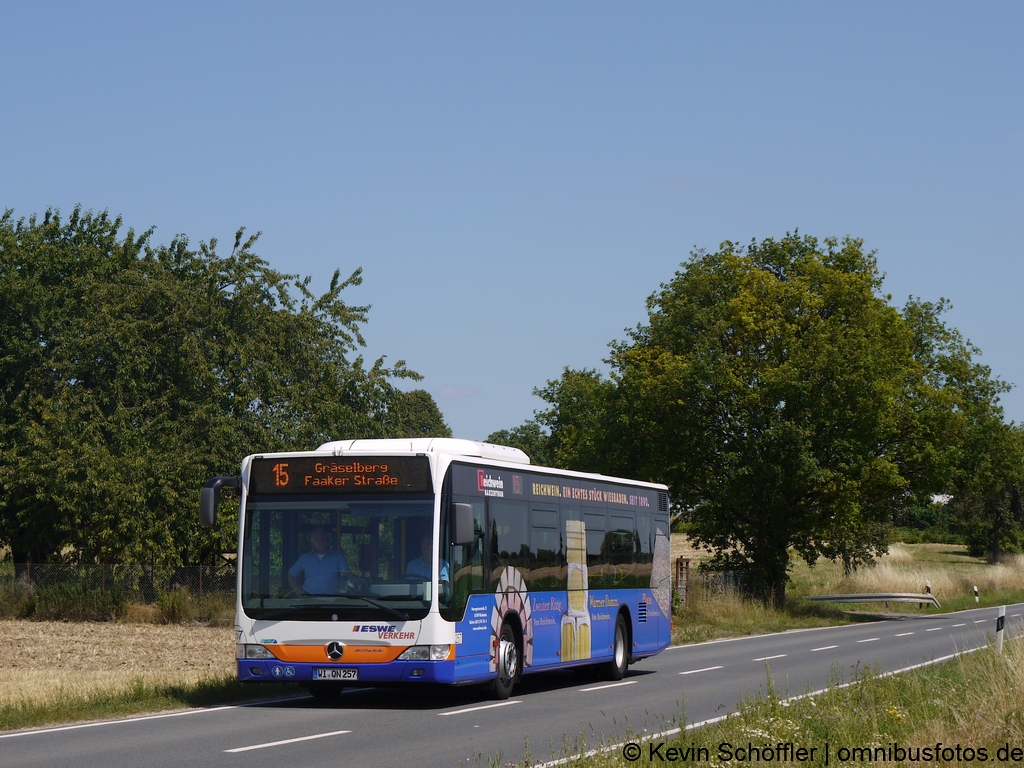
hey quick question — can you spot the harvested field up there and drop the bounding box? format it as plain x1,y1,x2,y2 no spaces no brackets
670,532,706,564
0,620,234,709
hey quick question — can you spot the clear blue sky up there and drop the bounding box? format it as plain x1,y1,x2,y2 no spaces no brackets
3,3,1022,440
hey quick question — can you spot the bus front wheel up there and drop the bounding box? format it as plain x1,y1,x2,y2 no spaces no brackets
603,614,629,681
493,624,519,700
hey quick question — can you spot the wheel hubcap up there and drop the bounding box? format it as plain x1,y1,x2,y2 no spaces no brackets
499,637,518,682
614,626,626,668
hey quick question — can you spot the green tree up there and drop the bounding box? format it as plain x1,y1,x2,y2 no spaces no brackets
0,207,428,568
385,389,452,438
903,297,1020,560
485,420,552,465
953,421,1024,561
539,234,967,604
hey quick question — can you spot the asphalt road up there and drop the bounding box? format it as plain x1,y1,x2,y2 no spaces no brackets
3,603,1020,768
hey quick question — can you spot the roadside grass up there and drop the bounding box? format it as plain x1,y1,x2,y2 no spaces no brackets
672,592,859,646
496,638,1024,767
0,674,306,732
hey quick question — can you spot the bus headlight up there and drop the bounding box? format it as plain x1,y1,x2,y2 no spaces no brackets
398,645,450,661
237,644,276,660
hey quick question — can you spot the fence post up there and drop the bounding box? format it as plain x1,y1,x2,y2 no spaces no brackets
199,560,203,599
997,605,1006,653
675,557,690,607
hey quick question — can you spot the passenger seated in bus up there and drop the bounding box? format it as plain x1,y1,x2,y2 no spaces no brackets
287,527,351,595
404,533,450,583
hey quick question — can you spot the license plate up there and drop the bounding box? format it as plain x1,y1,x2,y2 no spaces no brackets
313,668,358,681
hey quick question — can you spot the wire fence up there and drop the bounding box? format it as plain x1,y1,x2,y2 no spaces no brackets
0,560,236,602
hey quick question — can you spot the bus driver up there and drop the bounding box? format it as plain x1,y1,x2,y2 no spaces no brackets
288,527,351,595
405,533,449,583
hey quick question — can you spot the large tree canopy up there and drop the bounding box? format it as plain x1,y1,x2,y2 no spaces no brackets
522,234,1003,604
0,207,448,567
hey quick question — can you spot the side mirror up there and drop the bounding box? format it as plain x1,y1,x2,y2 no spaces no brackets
200,476,240,527
452,503,475,546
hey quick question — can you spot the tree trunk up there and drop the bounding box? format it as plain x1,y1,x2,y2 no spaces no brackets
751,543,789,609
11,548,36,583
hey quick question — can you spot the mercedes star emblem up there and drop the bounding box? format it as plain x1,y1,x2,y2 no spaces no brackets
326,641,344,660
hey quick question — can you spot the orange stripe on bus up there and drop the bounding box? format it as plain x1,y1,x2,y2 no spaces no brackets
266,645,409,663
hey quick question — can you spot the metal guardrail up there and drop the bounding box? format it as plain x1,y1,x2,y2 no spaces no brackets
803,592,941,608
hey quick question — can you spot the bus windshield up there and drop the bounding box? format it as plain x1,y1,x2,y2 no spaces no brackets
242,495,435,621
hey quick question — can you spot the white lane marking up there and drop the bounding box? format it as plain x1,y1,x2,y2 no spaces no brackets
857,638,879,643
225,729,351,753
662,601,1024,653
975,619,987,624
752,654,786,661
0,704,244,740
953,623,966,627
579,680,637,692
895,632,914,637
438,700,522,716
810,645,838,652
926,627,943,632
679,665,724,675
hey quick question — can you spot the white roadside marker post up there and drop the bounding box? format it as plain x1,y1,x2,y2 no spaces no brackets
974,585,979,603
997,605,1006,654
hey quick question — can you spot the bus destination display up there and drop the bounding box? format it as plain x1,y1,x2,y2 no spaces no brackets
249,456,431,495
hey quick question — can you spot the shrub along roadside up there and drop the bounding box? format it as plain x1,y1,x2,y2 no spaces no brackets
0,582,233,626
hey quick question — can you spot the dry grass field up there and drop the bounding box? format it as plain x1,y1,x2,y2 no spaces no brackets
670,531,707,564
789,542,1024,604
0,620,234,710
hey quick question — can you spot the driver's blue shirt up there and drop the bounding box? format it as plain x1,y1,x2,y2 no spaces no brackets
288,550,349,594
405,557,449,581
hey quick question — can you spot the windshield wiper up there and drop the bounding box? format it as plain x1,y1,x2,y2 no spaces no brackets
341,594,409,621
250,603,336,621
249,598,409,622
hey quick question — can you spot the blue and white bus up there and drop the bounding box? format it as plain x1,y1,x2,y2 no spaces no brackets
200,438,672,699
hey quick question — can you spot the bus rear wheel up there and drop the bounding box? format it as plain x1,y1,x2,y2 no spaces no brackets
602,614,629,681
493,624,519,700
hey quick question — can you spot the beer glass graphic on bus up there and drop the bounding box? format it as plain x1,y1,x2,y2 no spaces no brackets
561,520,591,661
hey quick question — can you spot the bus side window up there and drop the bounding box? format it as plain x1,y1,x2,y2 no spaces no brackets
488,499,529,588
530,507,564,590
607,514,636,587
636,511,653,583
582,509,610,589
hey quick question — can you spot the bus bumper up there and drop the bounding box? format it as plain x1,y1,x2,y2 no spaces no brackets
238,659,460,684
